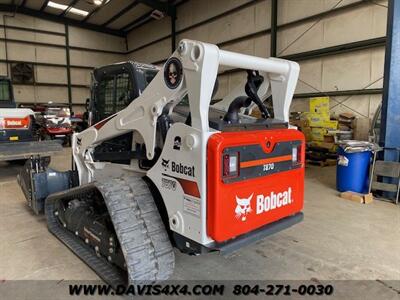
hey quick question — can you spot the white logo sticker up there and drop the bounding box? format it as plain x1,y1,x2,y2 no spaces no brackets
235,194,253,221
235,188,293,221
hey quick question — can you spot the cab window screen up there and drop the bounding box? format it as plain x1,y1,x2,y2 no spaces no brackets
97,72,133,121
96,75,116,120
115,73,131,112
0,80,11,102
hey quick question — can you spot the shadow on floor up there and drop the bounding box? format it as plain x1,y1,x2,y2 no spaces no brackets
306,165,337,190
0,161,25,182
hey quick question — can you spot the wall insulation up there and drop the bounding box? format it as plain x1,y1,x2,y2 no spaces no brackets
126,0,388,120
0,12,125,113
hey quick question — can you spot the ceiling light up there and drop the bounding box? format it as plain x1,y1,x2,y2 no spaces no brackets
47,1,68,10
47,1,89,16
92,0,110,6
69,7,89,16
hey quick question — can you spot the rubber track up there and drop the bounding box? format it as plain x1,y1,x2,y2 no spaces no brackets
45,175,174,287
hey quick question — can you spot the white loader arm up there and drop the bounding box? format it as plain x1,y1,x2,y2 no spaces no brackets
213,56,299,121
73,39,299,184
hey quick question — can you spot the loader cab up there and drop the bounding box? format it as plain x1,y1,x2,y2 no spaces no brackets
90,62,158,125
0,76,16,108
89,62,159,164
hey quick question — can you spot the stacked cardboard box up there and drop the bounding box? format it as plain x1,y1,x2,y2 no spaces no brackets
325,113,354,142
302,97,338,151
290,97,338,166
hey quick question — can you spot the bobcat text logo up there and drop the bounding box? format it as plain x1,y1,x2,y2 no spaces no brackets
235,188,293,221
235,194,253,221
256,187,293,214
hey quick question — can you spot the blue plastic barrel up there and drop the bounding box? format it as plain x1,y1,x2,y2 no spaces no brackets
336,146,372,193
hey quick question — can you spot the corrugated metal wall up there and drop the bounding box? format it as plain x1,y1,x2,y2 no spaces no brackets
0,0,388,120
0,12,125,113
126,0,388,120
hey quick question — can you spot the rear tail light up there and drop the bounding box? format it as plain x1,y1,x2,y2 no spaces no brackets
4,116,30,129
292,145,302,165
223,152,239,178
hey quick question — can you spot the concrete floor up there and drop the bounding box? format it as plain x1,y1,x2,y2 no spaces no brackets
1,148,399,282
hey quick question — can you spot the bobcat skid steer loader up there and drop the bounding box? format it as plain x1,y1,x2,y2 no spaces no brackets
18,39,304,286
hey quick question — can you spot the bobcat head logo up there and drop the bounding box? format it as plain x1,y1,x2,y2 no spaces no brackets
162,159,170,168
235,194,253,221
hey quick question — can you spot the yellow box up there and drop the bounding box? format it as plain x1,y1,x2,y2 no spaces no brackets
311,127,327,141
310,97,330,114
301,112,330,127
321,120,338,130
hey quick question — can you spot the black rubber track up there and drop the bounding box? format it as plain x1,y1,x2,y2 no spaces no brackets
45,175,175,287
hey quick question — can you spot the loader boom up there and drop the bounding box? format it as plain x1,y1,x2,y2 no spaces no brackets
73,39,299,184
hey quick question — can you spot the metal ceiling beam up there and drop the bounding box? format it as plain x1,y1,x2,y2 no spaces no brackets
120,10,152,31
270,0,277,57
0,4,125,36
81,0,112,23
120,0,175,32
381,0,400,163
101,0,140,27
137,0,173,15
40,0,50,11
59,0,79,17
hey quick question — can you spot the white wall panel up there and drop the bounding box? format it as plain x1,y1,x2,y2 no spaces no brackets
277,20,324,56
0,13,65,33
0,63,7,76
277,2,387,56
0,28,65,45
278,0,362,25
370,47,385,89
295,47,385,94
126,39,170,64
5,42,67,64
12,85,69,104
127,17,171,51
71,87,89,103
69,26,125,52
71,68,92,86
36,86,68,103
176,0,251,31
13,85,35,103
70,50,125,67
296,59,323,94
177,1,269,46
322,50,371,91
35,66,67,84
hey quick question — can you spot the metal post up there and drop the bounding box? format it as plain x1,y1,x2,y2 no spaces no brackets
64,23,72,112
270,0,278,57
381,0,400,163
171,7,177,52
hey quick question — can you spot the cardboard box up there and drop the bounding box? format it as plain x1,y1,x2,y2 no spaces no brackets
340,191,373,204
310,97,330,114
339,112,355,128
290,119,309,129
301,126,312,142
311,127,327,141
301,112,330,127
309,141,337,151
353,118,370,141
321,120,338,130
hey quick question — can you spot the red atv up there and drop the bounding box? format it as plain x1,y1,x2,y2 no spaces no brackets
36,104,73,146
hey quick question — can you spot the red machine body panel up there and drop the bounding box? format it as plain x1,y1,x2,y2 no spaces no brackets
207,129,305,242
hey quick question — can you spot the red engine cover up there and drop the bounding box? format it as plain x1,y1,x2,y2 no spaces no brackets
207,129,305,242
